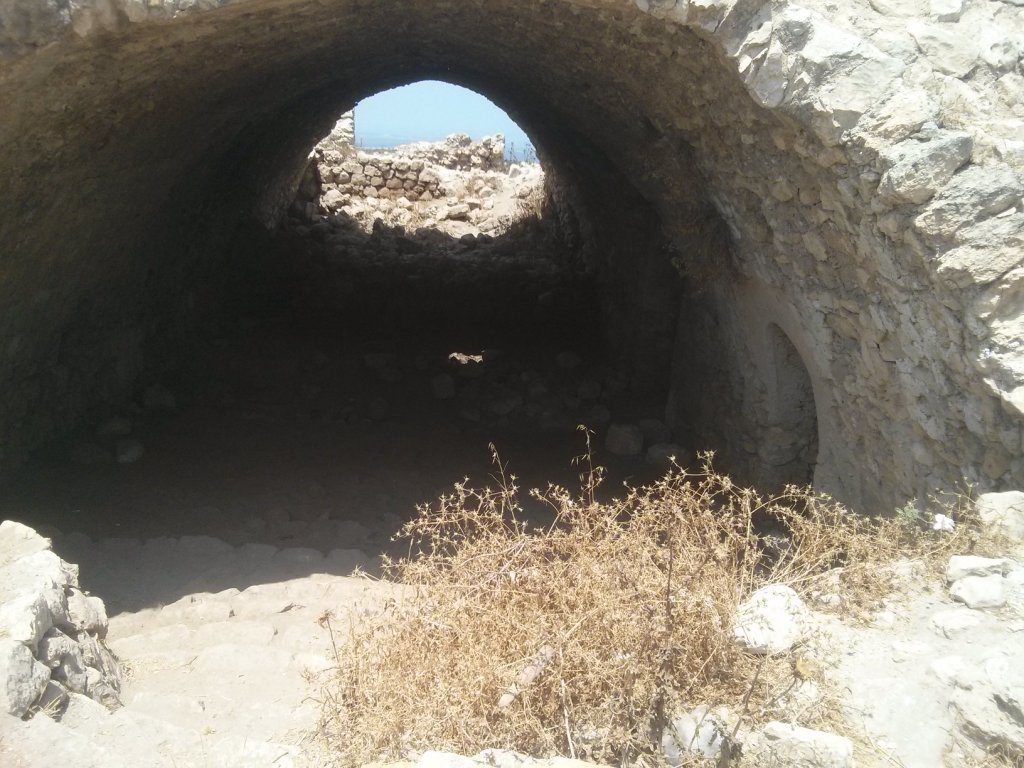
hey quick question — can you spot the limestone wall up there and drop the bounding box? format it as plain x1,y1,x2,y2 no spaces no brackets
0,0,1021,511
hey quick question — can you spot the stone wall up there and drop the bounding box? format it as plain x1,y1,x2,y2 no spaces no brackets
313,153,445,203
0,0,1021,511
0,521,122,717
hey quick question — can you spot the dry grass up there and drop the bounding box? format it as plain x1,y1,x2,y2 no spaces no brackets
318,443,976,767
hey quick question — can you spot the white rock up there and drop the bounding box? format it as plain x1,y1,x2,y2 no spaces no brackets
37,628,77,668
930,607,982,638
733,584,811,655
0,520,51,567
906,20,979,77
950,575,1006,609
869,0,929,16
0,591,53,649
977,491,1024,545
947,555,1014,582
605,424,644,456
755,722,854,768
0,638,50,716
929,0,963,21
878,128,972,204
0,549,78,602
952,681,1024,756
979,26,1021,72
930,654,975,688
662,705,726,763
418,751,479,768
66,588,108,637
914,165,1023,241
51,642,88,694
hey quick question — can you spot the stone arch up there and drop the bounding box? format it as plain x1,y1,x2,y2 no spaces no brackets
0,0,1022,511
762,322,818,489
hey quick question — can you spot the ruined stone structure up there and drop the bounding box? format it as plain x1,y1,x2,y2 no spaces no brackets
0,0,1022,512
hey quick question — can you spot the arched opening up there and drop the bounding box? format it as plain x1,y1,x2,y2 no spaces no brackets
0,73,696,553
761,323,819,490
3,0,1015,543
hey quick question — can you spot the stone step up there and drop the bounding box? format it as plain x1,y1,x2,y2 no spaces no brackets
0,710,128,768
58,692,300,767
107,574,395,637
114,642,328,741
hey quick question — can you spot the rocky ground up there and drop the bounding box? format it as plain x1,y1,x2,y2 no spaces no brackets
2,496,1023,767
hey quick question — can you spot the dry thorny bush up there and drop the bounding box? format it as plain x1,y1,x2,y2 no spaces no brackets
318,438,979,767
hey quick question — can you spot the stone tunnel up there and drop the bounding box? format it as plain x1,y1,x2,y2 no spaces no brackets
1,0,1022,517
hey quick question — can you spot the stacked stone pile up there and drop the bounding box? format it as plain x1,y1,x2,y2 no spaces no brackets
0,520,121,718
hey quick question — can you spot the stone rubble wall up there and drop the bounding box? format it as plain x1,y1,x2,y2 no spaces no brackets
312,153,444,203
307,134,506,203
293,135,544,237
0,521,122,718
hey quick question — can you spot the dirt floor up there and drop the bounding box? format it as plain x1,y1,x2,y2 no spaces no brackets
0,238,675,571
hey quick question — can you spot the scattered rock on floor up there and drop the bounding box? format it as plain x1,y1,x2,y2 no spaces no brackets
733,584,810,655
661,705,727,763
950,660,1024,759
977,491,1024,553
950,574,1006,609
946,555,1014,582
750,722,854,768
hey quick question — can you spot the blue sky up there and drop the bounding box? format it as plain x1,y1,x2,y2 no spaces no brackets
354,81,535,159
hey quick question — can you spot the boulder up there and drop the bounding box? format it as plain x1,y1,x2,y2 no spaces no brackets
0,591,53,649
946,555,1014,582
661,705,727,763
977,491,1024,548
950,575,1005,609
930,608,982,639
0,521,51,567
66,588,109,638
733,584,811,655
877,127,972,204
952,680,1024,757
0,639,50,717
753,722,854,768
